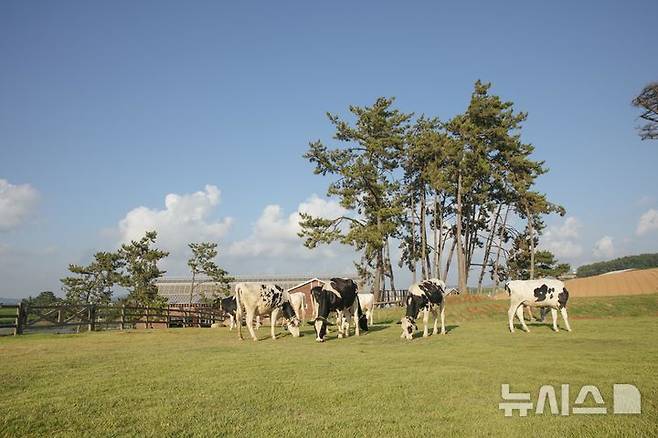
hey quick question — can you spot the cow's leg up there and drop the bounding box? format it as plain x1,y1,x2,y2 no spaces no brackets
255,316,261,330
431,307,439,335
245,310,258,341
270,308,279,340
560,307,572,332
343,309,351,337
354,303,360,337
550,308,558,332
369,307,374,325
337,311,345,338
228,315,235,331
525,306,536,322
439,301,447,335
516,305,530,332
508,302,519,333
422,308,430,337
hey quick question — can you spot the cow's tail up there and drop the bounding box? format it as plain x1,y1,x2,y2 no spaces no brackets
234,284,243,340
355,294,368,332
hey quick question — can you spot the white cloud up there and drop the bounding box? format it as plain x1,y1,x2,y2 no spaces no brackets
540,216,583,258
0,179,39,231
228,194,348,258
636,209,658,236
593,236,614,259
116,185,233,253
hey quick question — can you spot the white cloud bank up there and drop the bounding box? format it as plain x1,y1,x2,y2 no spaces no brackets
593,235,614,259
116,185,233,252
540,216,583,258
636,209,658,236
229,194,348,258
0,179,39,231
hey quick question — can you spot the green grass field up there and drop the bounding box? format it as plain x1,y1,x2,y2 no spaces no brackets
1,295,657,437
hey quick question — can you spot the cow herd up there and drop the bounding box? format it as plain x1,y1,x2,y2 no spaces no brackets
214,277,572,341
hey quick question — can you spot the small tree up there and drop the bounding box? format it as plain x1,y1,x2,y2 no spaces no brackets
632,82,658,140
60,251,124,305
187,242,233,305
119,231,169,307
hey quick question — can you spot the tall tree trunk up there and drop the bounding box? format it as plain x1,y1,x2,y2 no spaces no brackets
432,192,440,278
373,215,384,302
443,237,457,282
385,237,396,292
455,172,467,293
477,204,502,293
526,205,535,280
420,190,428,280
492,206,510,293
410,201,417,284
188,271,196,307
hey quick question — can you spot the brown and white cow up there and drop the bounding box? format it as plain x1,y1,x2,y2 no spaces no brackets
234,283,301,341
506,279,571,333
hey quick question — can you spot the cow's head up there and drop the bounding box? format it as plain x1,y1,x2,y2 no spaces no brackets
280,301,301,337
400,316,416,340
286,316,301,337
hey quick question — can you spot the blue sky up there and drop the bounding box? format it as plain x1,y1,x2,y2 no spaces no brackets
1,0,657,298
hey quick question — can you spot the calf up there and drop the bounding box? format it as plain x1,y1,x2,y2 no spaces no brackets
288,291,307,325
358,293,375,325
234,283,301,341
506,279,571,333
312,278,368,342
400,278,448,340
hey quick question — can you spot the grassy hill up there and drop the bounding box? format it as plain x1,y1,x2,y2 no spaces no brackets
0,294,656,437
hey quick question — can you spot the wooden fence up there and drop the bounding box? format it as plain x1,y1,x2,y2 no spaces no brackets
375,289,408,307
0,303,227,336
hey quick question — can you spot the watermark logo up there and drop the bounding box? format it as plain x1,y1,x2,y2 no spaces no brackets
499,384,641,417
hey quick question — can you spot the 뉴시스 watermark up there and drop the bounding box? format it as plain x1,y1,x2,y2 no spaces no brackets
499,384,641,417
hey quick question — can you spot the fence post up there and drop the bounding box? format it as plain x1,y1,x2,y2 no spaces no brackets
120,305,126,330
166,307,171,328
15,302,25,335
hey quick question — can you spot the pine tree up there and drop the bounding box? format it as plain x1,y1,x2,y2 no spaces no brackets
300,97,411,301
118,231,169,307
61,251,124,305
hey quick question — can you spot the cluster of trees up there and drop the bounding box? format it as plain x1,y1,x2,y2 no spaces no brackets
633,82,658,141
58,231,232,306
576,253,658,278
300,81,567,300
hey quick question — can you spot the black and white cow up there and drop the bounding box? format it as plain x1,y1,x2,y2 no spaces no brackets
234,283,301,341
218,296,238,330
400,278,458,340
312,278,368,342
506,279,571,333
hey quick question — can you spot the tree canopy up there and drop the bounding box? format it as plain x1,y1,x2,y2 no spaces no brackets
632,82,658,140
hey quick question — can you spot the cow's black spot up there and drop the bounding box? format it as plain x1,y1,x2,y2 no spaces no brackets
275,285,283,292
534,284,549,302
558,288,569,309
550,294,554,300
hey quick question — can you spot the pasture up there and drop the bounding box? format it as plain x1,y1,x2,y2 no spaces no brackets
1,294,657,437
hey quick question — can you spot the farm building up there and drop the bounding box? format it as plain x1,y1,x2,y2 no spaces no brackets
155,274,358,308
